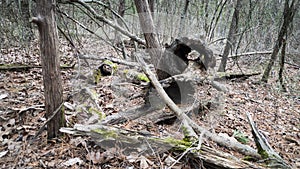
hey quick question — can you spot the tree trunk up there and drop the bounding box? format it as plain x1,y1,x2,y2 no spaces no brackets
178,0,190,37
218,0,241,72
148,0,154,18
261,0,299,82
279,38,287,92
118,0,125,17
133,0,162,72
32,0,65,139
20,0,33,42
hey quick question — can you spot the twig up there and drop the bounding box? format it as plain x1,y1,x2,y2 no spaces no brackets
78,54,140,67
31,102,64,141
168,130,206,169
65,0,146,45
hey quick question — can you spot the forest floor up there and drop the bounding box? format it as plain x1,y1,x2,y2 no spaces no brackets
0,38,299,168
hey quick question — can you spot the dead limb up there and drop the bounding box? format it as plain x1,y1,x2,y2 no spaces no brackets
31,102,64,141
213,72,261,80
78,54,139,67
137,53,198,138
0,64,75,71
246,112,291,169
101,104,160,125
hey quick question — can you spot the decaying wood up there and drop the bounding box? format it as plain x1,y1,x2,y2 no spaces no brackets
246,112,292,169
213,72,261,80
60,124,265,169
179,37,216,69
0,64,75,71
78,54,140,67
136,52,261,159
137,54,198,138
101,103,162,125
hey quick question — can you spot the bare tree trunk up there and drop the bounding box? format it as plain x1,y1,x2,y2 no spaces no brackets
20,0,33,42
261,0,299,82
203,0,209,35
118,0,125,17
133,0,161,68
207,0,228,41
116,0,127,59
148,0,154,18
218,0,241,72
32,0,65,139
178,0,190,37
279,38,287,92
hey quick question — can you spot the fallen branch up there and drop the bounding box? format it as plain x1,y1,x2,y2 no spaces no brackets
228,51,272,58
158,72,227,92
0,64,75,71
78,54,139,67
136,53,198,138
213,72,261,80
31,102,64,141
246,112,291,169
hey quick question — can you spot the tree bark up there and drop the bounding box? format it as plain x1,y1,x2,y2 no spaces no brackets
279,38,287,91
32,0,65,139
133,0,163,77
261,0,299,82
118,0,125,17
218,0,241,72
178,0,190,37
20,0,33,41
148,0,154,18
133,0,160,49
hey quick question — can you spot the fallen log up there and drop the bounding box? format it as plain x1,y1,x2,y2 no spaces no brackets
0,64,75,71
136,51,261,158
60,124,265,169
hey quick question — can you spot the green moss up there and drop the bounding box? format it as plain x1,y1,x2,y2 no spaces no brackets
242,156,257,162
233,130,249,144
155,137,193,151
93,69,102,84
181,126,189,137
88,107,106,120
123,69,150,83
258,149,269,159
92,128,118,139
103,60,118,73
136,73,150,82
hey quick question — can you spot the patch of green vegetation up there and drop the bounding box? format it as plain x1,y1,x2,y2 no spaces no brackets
103,60,118,73
88,107,106,120
233,130,249,144
258,148,269,159
92,128,118,139
136,73,150,82
156,137,194,151
242,156,257,162
123,69,150,83
93,69,102,84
